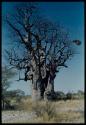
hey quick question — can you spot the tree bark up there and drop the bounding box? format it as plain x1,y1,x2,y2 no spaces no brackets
32,78,44,101
31,66,44,100
31,73,55,101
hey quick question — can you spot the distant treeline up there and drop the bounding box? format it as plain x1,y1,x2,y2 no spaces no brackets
2,90,84,110
55,90,84,100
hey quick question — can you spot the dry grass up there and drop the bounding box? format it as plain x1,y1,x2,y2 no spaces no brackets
31,99,84,123
16,97,32,111
32,101,57,121
2,98,84,123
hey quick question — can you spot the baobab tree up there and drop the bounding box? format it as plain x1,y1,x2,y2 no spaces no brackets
5,3,81,100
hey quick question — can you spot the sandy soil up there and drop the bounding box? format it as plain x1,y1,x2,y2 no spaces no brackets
2,111,36,123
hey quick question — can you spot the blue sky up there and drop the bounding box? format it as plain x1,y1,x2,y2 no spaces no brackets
2,2,84,95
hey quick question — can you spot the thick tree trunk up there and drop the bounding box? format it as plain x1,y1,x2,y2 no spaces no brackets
32,75,55,101
32,89,41,101
30,53,56,101
32,76,44,101
44,75,56,101
32,85,45,101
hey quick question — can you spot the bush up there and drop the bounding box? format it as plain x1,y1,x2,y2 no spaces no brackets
56,91,66,100
66,93,72,100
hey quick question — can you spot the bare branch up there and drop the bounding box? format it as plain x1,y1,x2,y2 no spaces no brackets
6,19,25,43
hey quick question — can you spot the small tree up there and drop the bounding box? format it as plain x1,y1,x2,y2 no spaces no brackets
4,3,81,100
2,66,16,109
66,92,72,100
6,89,25,103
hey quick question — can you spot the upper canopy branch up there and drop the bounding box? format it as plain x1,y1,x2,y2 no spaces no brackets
5,3,81,82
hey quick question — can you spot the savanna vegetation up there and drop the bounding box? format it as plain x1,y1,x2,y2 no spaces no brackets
2,66,84,123
2,95,84,123
2,2,84,123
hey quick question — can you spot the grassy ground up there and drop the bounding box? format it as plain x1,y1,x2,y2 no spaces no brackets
2,98,84,123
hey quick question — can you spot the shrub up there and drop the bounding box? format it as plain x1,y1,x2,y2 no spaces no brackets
66,93,72,100
56,91,66,100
